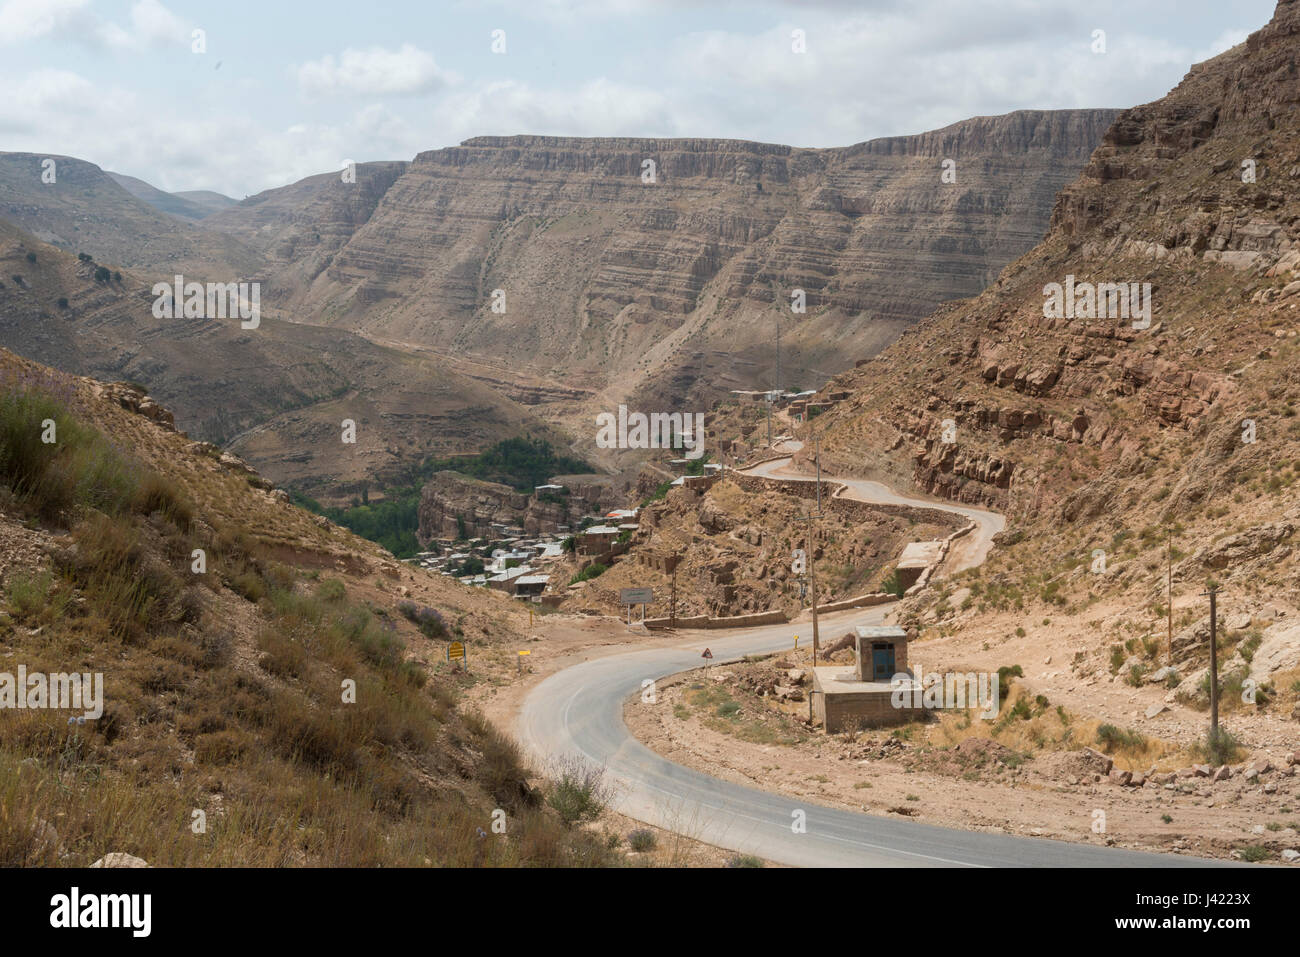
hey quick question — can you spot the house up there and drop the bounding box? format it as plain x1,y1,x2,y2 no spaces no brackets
486,566,530,593
578,524,620,554
513,574,550,598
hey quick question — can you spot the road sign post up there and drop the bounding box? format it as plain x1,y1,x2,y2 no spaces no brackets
447,640,467,671
620,588,653,626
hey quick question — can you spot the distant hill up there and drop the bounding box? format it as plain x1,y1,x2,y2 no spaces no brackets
106,171,234,222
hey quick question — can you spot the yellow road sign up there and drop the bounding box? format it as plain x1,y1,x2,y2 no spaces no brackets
448,641,466,661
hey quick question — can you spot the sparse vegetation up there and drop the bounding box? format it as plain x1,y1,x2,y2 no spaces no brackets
0,371,619,866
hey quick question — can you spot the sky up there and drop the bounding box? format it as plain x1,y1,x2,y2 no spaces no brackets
0,0,1280,197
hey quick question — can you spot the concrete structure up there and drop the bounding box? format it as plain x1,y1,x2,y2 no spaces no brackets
895,541,945,590
811,624,922,732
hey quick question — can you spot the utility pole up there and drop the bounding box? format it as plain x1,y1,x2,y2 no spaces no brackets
670,556,678,629
813,433,822,514
795,439,824,666
1166,530,1173,667
1204,583,1220,750
808,520,820,666
775,316,782,398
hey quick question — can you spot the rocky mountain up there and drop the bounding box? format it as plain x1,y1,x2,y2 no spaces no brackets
0,218,561,503
0,110,1116,493
778,0,1300,708
0,152,260,278
204,110,1118,428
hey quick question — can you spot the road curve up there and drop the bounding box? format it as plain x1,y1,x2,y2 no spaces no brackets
518,457,1227,867
742,455,1005,573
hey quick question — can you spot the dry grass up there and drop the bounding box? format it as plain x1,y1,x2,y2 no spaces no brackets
0,373,624,866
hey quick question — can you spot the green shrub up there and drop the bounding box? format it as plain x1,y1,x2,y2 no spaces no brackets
0,385,138,521
546,758,610,826
881,569,905,598
627,828,657,852
1192,725,1243,766
5,568,57,619
569,562,607,585
996,665,1023,701
1096,724,1146,753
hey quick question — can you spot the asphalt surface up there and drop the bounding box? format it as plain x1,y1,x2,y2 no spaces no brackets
518,456,1230,867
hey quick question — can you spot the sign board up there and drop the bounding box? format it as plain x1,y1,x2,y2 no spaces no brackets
517,650,531,656
447,641,466,662
620,588,654,605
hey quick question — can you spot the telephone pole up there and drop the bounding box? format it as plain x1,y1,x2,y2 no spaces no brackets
1204,583,1220,748
813,433,822,514
795,435,824,666
775,316,782,398
670,556,679,629
1166,530,1174,667
808,520,820,666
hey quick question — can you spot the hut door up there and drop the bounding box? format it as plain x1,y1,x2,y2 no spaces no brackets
871,643,895,681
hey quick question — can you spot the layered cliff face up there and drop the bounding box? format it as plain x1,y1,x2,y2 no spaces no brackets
202,161,410,305
208,111,1118,428
0,219,557,502
799,1,1300,640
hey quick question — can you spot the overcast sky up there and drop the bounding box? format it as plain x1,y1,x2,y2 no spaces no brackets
0,0,1279,197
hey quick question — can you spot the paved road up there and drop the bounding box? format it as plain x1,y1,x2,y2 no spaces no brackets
518,456,1228,867
742,455,1005,573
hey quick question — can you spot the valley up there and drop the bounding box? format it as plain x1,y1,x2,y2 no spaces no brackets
3,0,1300,884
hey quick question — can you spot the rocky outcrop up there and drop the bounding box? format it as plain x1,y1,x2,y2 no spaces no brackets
415,471,628,543
417,472,529,542
815,1,1300,522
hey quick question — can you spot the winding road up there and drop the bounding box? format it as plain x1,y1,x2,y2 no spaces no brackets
518,453,1228,867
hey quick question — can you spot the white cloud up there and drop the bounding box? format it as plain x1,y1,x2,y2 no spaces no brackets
433,78,681,141
0,0,187,50
297,44,458,97
124,0,186,47
0,0,90,44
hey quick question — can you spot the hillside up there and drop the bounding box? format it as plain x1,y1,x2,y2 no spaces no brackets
0,345,628,866
106,172,233,223
0,219,564,502
0,153,260,279
778,0,1300,740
